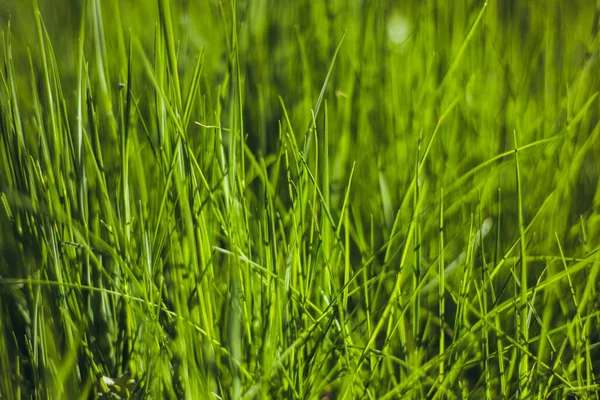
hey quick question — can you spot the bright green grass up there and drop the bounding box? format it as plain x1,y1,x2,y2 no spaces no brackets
1,0,600,398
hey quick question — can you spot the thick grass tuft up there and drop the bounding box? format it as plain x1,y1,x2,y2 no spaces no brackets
1,1,600,398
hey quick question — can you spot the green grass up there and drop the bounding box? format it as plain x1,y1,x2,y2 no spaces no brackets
1,0,600,398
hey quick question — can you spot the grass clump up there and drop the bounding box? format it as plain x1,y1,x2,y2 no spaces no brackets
1,0,600,398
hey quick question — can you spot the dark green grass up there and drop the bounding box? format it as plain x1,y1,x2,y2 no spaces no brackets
1,0,600,398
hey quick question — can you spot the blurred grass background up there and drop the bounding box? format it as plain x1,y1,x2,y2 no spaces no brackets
1,0,600,398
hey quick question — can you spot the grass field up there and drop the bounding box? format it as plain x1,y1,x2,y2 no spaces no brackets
1,0,600,398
